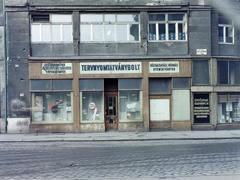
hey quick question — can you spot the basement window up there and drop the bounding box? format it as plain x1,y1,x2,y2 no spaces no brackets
31,14,73,43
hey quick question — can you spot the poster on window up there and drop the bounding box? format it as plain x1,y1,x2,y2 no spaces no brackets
194,94,210,123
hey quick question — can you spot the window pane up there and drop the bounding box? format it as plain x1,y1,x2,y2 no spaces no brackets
218,61,228,84
226,27,233,43
80,79,104,91
194,94,210,123
80,25,91,41
81,14,102,22
31,80,51,91
62,25,72,41
119,91,141,120
32,15,49,22
150,99,170,121
229,61,240,85
149,14,165,21
41,25,50,42
149,24,156,40
129,24,139,41
52,80,72,91
92,25,103,41
173,78,189,89
169,24,176,40
193,60,209,85
119,79,142,90
105,25,115,41
218,26,224,42
31,25,40,42
178,23,186,40
168,14,184,21
149,78,170,95
52,15,72,23
32,92,73,122
117,14,139,22
117,25,127,41
82,92,104,121
219,17,232,25
158,24,166,40
105,14,115,22
52,25,61,41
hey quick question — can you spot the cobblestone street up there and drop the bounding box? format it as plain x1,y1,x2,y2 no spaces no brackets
1,139,240,179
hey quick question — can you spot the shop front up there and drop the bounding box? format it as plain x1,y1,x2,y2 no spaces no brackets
29,59,191,133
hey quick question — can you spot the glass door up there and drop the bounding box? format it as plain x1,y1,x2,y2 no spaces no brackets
105,92,118,130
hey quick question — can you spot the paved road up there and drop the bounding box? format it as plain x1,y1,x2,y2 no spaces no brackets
1,139,240,180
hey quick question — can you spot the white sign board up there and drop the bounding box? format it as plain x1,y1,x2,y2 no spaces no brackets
196,49,207,55
150,99,170,121
80,62,142,74
42,63,72,74
149,61,179,73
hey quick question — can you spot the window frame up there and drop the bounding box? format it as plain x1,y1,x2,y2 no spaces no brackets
31,14,73,43
148,13,187,42
80,13,140,43
218,17,234,44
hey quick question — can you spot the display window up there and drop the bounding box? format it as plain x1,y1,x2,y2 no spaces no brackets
31,79,73,123
218,93,240,123
119,91,142,120
80,79,104,122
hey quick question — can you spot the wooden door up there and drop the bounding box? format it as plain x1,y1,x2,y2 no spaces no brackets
105,92,118,130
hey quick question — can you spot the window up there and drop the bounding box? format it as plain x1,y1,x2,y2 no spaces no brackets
173,78,190,89
218,61,240,85
80,79,104,122
193,60,209,85
148,13,187,41
80,14,140,42
31,80,73,122
119,79,142,121
149,78,171,95
218,93,240,123
31,14,73,42
218,16,234,43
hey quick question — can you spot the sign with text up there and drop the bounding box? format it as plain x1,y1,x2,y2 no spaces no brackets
194,94,210,123
149,61,179,73
42,63,72,74
80,62,142,74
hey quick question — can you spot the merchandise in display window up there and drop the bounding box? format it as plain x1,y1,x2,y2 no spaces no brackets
119,91,141,120
81,92,104,121
32,92,73,122
218,94,240,123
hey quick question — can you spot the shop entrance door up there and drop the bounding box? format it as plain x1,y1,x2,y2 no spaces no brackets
105,92,118,130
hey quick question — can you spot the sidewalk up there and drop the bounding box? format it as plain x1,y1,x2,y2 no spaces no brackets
1,130,240,142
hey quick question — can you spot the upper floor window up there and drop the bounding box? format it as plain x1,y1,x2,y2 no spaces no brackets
80,14,140,42
148,13,187,41
31,14,73,43
218,60,240,85
218,16,234,44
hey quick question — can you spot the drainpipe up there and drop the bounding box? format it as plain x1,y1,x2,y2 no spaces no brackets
3,0,7,133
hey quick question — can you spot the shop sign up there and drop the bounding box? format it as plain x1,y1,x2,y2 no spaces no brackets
80,62,142,74
196,49,207,55
149,61,179,73
194,94,210,123
42,63,72,74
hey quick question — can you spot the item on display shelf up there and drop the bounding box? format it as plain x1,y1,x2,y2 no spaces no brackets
56,100,63,108
48,102,55,110
89,102,99,120
51,105,58,113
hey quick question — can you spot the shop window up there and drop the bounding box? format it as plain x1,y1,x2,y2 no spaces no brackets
173,78,190,89
149,78,171,95
80,14,140,42
150,99,170,121
31,14,73,42
218,93,240,123
148,13,187,41
31,80,73,123
218,16,234,44
193,60,209,85
119,79,142,121
218,61,240,85
80,79,104,122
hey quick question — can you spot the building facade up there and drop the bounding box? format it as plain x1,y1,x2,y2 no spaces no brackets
2,0,240,133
